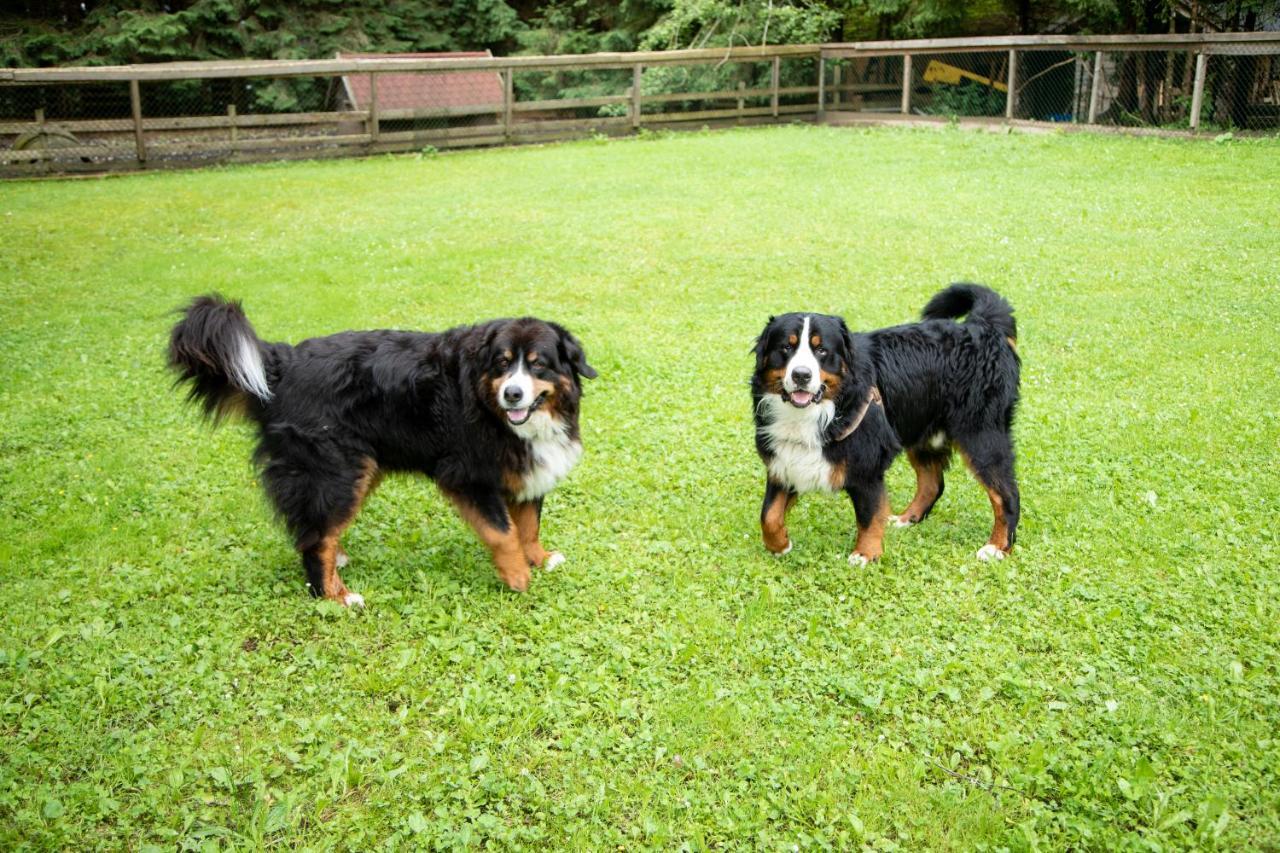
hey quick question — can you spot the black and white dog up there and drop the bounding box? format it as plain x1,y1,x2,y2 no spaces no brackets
751,283,1020,565
168,295,596,604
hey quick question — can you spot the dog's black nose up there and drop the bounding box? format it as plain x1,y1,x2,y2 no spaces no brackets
791,367,812,387
503,385,524,404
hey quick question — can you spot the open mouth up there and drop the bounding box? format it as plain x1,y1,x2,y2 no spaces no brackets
783,386,824,409
504,392,548,425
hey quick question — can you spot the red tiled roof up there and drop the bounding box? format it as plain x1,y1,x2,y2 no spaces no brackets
339,52,503,110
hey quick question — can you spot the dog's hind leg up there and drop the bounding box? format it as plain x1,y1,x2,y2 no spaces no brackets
955,431,1020,561
271,456,380,606
890,447,950,527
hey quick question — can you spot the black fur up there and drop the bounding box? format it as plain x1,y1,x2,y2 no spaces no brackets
167,294,596,597
751,282,1021,558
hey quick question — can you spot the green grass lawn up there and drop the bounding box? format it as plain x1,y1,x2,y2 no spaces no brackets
2,125,1279,850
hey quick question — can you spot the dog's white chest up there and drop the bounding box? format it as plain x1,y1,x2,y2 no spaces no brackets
512,413,582,501
758,396,840,494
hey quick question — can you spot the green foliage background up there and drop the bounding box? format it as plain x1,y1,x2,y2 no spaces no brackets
3,0,1275,71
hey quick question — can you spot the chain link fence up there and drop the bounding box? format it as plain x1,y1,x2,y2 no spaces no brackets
821,36,1279,133
3,37,1277,177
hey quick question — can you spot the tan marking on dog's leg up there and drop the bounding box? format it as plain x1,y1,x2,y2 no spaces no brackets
957,449,1012,559
446,493,530,592
508,500,552,568
893,449,945,525
333,459,381,592
303,458,381,606
851,493,889,565
762,489,797,554
983,486,1011,553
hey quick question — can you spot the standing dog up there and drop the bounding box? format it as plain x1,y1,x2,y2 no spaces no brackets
168,296,596,604
751,283,1020,565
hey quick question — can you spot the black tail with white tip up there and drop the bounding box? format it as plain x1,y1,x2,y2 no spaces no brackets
168,294,273,421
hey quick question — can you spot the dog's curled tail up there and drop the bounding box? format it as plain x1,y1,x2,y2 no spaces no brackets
168,294,273,420
921,283,1016,342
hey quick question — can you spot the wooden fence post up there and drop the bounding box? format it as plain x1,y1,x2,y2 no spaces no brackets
1005,49,1018,119
771,55,780,118
832,62,842,109
1189,51,1207,131
737,80,745,120
368,73,380,142
129,79,146,164
1088,51,1104,123
227,104,238,148
632,63,642,129
503,68,513,139
817,56,826,118
901,54,913,114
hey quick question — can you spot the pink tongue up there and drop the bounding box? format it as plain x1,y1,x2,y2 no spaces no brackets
507,408,529,422
790,391,814,406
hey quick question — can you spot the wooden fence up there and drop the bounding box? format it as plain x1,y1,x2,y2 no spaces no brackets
2,33,1277,176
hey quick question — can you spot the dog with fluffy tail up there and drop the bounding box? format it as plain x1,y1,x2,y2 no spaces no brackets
167,294,597,604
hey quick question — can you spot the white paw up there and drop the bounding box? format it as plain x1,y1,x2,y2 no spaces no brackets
889,515,915,528
772,541,793,557
544,551,566,571
342,591,365,608
848,552,868,568
976,544,1006,562
335,551,349,569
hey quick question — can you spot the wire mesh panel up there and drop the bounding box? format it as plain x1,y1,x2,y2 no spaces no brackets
1090,50,1199,128
825,55,907,113
0,81,140,174
509,66,632,141
912,51,1011,118
1204,51,1280,132
1011,50,1089,122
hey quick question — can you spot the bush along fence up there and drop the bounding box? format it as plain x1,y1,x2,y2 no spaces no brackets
1,33,1277,177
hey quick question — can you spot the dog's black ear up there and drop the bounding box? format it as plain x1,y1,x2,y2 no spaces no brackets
552,323,597,380
752,316,777,370
838,319,858,371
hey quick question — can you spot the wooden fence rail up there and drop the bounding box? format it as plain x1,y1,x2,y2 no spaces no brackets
2,33,1277,176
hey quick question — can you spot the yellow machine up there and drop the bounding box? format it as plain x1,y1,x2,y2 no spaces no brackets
922,60,1008,93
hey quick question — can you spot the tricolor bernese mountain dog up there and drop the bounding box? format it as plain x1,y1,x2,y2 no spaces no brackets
168,295,596,605
751,283,1020,565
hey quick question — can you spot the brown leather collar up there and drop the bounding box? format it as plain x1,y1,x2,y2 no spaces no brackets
830,386,882,443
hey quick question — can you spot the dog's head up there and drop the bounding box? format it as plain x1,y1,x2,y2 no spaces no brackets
477,318,597,432
753,313,856,409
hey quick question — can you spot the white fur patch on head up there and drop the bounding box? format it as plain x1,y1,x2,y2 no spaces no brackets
498,356,534,409
511,411,582,501
976,544,1006,561
231,334,272,400
783,316,821,394
758,394,838,494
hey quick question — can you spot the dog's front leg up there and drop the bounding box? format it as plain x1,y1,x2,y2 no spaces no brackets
445,488,531,592
845,478,889,567
761,478,798,555
507,497,565,571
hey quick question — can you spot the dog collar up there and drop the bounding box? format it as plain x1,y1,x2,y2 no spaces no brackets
829,386,882,443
